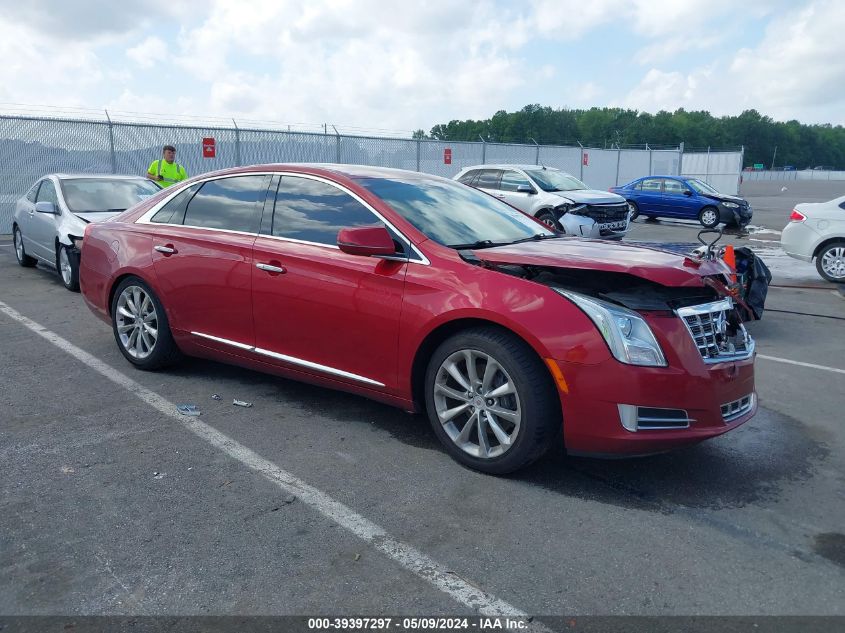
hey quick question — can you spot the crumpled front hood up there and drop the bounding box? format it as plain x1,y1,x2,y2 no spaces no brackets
702,193,745,205
73,211,124,224
473,237,730,287
553,189,626,205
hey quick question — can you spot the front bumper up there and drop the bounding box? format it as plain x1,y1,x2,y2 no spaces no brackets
552,313,756,456
719,204,752,225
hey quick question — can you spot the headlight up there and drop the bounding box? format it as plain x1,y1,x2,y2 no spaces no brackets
554,289,667,367
722,202,739,208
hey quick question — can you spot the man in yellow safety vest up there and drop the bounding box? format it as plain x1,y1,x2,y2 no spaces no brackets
147,145,187,188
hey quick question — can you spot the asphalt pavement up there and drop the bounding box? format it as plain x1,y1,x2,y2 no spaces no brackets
0,182,843,618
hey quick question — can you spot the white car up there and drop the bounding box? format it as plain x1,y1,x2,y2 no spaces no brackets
13,174,161,291
781,195,845,282
454,165,629,239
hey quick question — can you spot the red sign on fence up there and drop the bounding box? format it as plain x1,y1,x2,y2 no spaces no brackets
203,137,216,158
444,148,452,165
582,152,589,166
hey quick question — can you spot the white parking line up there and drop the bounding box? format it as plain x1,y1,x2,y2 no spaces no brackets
757,354,845,375
0,300,531,618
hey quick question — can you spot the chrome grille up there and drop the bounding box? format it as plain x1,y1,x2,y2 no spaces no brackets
675,299,754,364
721,393,755,422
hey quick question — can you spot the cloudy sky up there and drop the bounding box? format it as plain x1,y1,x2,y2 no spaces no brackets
1,0,843,134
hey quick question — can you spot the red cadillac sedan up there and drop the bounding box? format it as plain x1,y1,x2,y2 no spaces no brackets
80,164,756,474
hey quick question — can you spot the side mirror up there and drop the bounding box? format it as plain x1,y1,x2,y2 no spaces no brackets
683,190,693,196
516,184,535,194
35,201,57,214
337,226,397,257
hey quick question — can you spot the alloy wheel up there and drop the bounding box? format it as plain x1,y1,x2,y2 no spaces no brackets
116,286,159,359
701,208,718,226
821,247,845,280
433,349,522,459
59,248,72,285
14,229,24,262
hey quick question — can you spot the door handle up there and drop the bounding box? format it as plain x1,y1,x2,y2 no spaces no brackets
256,263,286,274
154,245,176,254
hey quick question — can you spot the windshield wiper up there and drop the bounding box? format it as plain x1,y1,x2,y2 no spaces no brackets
507,233,564,245
447,240,507,250
75,208,126,214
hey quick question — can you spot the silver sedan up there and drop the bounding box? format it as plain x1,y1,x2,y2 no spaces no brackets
12,174,161,291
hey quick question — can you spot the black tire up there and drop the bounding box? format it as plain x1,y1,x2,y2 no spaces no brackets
111,276,182,370
13,225,37,267
535,210,562,232
815,241,845,283
424,326,560,475
56,244,80,292
627,200,640,221
698,206,720,228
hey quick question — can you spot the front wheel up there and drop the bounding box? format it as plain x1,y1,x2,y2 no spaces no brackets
698,206,720,228
111,277,182,370
424,327,560,474
57,244,80,291
816,242,845,283
536,210,562,232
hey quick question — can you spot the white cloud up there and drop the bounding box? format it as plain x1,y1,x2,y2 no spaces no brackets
126,36,166,69
620,0,845,124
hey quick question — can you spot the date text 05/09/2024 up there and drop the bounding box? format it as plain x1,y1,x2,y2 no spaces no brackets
307,617,530,630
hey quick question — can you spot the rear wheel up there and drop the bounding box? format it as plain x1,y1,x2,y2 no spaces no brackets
536,210,562,232
698,206,720,228
57,244,80,291
816,241,845,283
424,327,560,474
111,277,181,370
627,201,639,221
13,226,36,267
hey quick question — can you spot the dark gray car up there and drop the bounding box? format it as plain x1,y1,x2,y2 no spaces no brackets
13,174,161,291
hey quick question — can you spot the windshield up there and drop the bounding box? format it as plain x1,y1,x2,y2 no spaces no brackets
358,176,553,247
524,169,587,192
687,179,721,196
60,178,161,213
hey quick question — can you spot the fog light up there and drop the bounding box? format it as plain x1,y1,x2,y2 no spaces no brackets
617,404,638,433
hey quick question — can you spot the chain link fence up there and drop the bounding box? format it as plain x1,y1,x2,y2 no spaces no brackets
0,113,742,232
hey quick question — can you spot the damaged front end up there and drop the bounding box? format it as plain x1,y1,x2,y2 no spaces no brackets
461,247,755,367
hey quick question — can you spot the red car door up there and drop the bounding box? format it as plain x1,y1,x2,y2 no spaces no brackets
149,175,271,349
251,174,408,391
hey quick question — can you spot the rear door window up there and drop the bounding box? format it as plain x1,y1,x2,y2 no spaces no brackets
182,176,269,233
475,170,503,190
641,178,663,192
150,184,202,224
457,170,480,185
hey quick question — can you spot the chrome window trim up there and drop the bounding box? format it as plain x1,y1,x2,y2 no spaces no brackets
136,170,430,265
190,331,384,387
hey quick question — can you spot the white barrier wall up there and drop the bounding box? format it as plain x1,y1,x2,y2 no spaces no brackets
681,151,743,195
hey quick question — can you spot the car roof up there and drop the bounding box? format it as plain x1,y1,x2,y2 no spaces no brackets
458,164,559,171
50,173,151,180
184,163,458,184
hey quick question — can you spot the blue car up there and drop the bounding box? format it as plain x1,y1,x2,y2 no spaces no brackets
610,176,752,228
